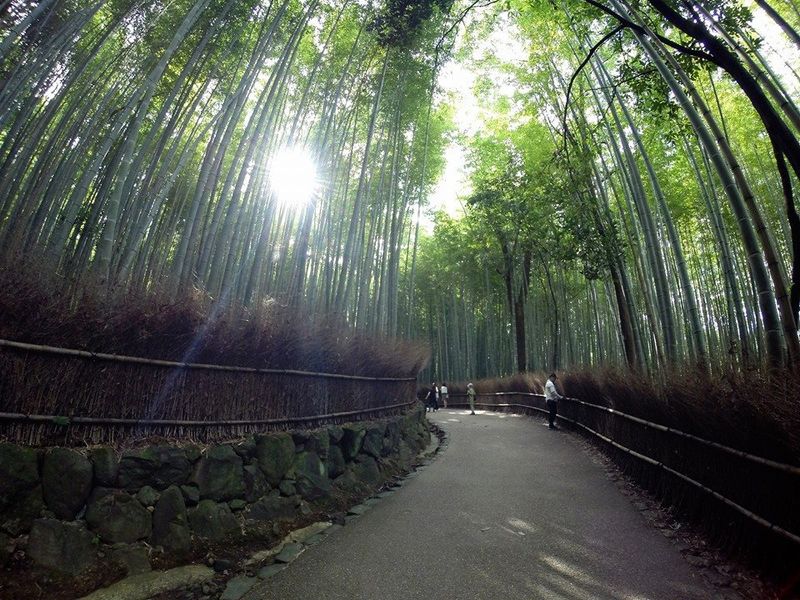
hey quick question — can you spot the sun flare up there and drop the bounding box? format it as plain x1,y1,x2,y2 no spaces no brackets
268,147,319,208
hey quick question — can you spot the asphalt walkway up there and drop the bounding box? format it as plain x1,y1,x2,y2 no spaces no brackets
242,408,715,599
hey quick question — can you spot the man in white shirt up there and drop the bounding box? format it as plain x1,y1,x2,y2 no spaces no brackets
544,373,563,429
440,383,449,408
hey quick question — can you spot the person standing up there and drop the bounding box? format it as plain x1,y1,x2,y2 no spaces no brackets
440,382,449,408
467,382,476,415
544,372,563,429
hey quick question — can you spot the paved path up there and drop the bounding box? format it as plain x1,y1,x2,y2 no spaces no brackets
243,409,715,600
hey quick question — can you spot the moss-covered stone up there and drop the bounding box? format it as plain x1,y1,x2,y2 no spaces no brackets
1,484,44,535
183,444,202,463
0,443,39,515
187,500,239,541
341,424,366,460
278,479,296,497
135,486,160,508
255,433,294,487
244,495,297,522
326,445,346,479
191,445,244,502
361,423,386,459
228,499,247,512
243,463,270,503
385,421,401,450
88,447,118,487
180,485,200,506
291,452,330,501
118,446,191,491
305,430,330,459
28,518,96,575
231,437,256,460
85,489,152,544
328,426,344,443
109,542,151,576
151,485,190,556
42,448,93,520
351,455,382,488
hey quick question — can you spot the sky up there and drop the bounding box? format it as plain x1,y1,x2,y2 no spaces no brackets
424,9,528,229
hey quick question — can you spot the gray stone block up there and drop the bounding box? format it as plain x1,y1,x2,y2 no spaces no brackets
28,518,96,575
255,433,295,487
341,424,366,460
88,447,118,487
118,446,191,491
135,485,160,508
192,445,244,502
151,485,190,555
110,542,151,575
220,575,257,600
85,489,152,543
0,443,38,511
291,451,330,500
243,463,270,503
188,499,239,541
326,445,346,479
42,448,93,520
245,495,297,522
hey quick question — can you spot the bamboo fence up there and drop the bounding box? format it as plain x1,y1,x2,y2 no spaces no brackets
448,391,800,549
0,339,417,445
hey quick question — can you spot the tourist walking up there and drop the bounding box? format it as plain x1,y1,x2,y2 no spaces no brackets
544,373,563,429
425,382,439,412
440,382,449,408
467,382,476,415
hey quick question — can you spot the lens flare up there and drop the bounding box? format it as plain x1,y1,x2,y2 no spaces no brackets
268,147,319,208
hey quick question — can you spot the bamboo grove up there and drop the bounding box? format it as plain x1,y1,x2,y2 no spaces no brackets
2,0,800,381
411,0,800,380
0,0,453,335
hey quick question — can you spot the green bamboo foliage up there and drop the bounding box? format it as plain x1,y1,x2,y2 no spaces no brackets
3,0,800,383
411,0,800,381
0,0,453,336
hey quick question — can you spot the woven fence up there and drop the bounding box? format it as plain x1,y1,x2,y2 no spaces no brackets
0,339,417,446
449,391,800,553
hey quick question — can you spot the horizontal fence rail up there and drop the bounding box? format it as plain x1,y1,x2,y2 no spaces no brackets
0,401,414,428
448,391,800,546
450,391,800,475
0,339,418,445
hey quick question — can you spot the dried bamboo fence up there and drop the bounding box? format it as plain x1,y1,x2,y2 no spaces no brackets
448,391,800,551
0,339,417,446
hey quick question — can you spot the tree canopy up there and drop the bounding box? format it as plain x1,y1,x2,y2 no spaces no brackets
1,0,799,379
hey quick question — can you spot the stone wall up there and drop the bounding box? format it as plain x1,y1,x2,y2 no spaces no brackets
0,406,430,581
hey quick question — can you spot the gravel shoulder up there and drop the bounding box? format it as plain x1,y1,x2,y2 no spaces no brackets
241,409,747,600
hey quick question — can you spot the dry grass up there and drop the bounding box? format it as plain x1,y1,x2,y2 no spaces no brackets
0,263,430,445
0,263,429,376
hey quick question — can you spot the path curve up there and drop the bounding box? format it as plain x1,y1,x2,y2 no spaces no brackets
242,409,715,599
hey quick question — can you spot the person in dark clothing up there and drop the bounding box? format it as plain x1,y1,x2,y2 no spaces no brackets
425,382,439,412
